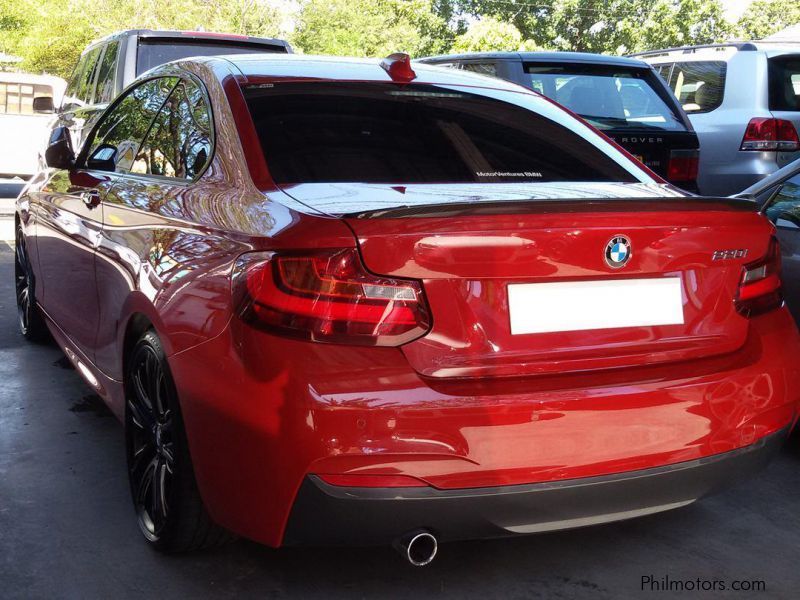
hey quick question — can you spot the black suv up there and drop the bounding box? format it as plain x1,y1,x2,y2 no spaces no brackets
418,52,701,191
58,29,291,151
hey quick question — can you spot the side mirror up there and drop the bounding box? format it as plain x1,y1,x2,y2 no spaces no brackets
44,126,75,170
86,144,117,172
33,96,55,114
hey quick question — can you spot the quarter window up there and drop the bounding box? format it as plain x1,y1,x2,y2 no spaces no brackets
85,77,178,172
666,61,726,114
131,79,212,180
94,42,120,105
460,63,498,77
75,47,102,104
768,55,800,112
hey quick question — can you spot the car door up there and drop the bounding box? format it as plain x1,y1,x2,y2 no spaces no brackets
94,75,212,379
762,170,800,324
36,76,177,361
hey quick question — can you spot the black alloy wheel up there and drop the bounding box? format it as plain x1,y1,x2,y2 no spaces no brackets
15,224,48,341
125,330,231,552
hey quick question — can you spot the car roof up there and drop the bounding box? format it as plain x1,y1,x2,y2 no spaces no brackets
419,51,651,68
83,29,290,55
631,41,800,61
203,54,533,91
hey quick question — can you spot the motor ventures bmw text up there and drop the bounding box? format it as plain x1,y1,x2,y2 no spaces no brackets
15,53,800,565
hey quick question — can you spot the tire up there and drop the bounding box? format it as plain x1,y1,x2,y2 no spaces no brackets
125,329,232,552
15,223,49,342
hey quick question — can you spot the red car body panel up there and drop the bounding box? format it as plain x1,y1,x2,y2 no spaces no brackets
17,55,800,549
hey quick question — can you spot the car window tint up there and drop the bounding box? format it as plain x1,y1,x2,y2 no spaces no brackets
460,63,498,77
76,47,102,104
136,40,285,75
86,77,178,172
768,55,800,112
63,57,88,108
667,61,726,114
94,42,120,105
524,63,685,131
244,81,638,185
764,173,800,227
131,79,212,180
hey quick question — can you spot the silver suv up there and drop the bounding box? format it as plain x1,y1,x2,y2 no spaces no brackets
634,42,800,196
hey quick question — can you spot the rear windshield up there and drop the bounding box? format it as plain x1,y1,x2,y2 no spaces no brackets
243,82,638,185
136,39,286,75
524,63,686,131
769,55,800,111
658,61,726,114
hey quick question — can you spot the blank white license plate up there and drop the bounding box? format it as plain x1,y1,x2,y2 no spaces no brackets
508,278,684,335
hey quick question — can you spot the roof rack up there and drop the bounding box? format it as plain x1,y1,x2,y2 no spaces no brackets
628,41,759,58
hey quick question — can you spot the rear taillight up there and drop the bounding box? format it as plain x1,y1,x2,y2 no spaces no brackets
735,237,783,317
232,249,431,346
667,149,699,182
740,118,800,151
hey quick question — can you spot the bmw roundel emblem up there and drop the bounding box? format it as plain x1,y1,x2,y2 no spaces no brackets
605,235,631,268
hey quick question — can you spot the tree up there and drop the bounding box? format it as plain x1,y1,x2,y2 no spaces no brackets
637,0,732,52
291,0,451,58
463,0,732,54
452,17,527,53
0,0,284,78
737,0,800,40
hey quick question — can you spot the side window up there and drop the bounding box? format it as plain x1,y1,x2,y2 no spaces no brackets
460,62,498,78
63,56,88,109
131,79,212,180
653,63,673,82
764,173,800,228
94,42,120,105
667,61,726,114
75,47,102,104
85,77,178,172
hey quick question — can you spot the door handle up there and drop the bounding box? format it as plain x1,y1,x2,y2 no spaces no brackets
80,190,101,208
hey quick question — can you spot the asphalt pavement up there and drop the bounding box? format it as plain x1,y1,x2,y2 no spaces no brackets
1,188,799,598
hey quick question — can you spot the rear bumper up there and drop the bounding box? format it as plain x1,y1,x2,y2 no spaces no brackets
170,307,800,547
284,426,789,546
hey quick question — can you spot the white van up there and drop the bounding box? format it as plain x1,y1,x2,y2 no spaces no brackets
0,72,66,178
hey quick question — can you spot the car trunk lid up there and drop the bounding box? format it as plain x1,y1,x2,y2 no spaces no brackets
283,183,769,379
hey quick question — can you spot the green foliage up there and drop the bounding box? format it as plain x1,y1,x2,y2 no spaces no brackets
2,0,799,80
452,17,526,53
0,0,283,77
292,0,450,57
738,0,800,40
464,0,732,54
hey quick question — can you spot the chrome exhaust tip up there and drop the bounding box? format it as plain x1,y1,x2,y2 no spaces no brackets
395,530,438,567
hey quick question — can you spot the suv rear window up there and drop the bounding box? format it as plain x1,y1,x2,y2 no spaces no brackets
136,39,286,75
243,82,638,185
524,63,686,131
769,55,800,111
660,61,726,114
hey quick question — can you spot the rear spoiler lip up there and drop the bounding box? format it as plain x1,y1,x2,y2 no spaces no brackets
344,196,758,219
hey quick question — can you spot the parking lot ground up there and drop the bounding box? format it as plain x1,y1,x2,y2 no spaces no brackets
1,244,799,599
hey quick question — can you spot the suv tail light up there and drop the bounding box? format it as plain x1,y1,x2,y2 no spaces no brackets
232,249,431,346
735,237,783,317
740,118,800,151
667,149,699,182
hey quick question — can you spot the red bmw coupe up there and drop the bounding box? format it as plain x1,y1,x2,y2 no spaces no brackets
15,53,800,564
